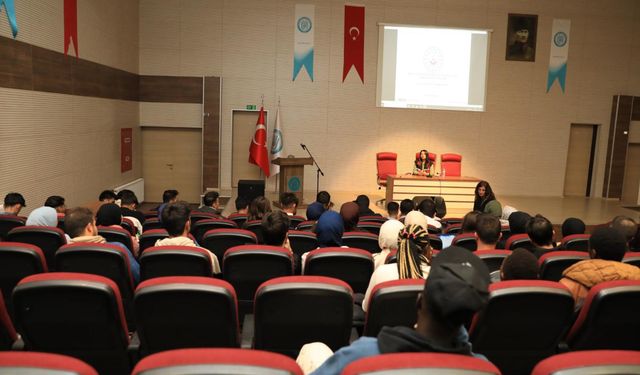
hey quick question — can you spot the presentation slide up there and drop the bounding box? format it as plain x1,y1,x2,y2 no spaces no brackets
376,25,490,111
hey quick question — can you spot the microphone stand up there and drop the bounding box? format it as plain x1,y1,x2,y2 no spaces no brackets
300,143,324,196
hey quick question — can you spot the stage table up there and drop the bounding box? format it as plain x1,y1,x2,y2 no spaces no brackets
385,175,480,211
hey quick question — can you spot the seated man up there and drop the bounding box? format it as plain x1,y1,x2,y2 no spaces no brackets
398,199,414,222
157,189,179,222
197,191,222,216
119,189,146,225
155,202,221,274
306,191,333,221
1,192,26,215
386,201,399,220
417,198,441,229
44,195,66,214
98,190,117,204
65,207,140,285
500,248,539,281
355,195,376,216
298,247,490,374
610,215,638,247
234,196,249,215
262,210,299,272
497,211,531,249
527,215,557,258
280,192,299,216
561,217,586,237
475,214,501,250
560,227,640,307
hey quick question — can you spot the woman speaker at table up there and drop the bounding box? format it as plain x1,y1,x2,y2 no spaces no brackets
413,149,432,176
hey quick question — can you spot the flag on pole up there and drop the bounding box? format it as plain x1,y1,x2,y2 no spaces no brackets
343,5,365,83
249,107,270,177
270,107,283,176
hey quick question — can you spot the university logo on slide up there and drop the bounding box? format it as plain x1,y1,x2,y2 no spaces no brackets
297,16,312,33
554,31,567,47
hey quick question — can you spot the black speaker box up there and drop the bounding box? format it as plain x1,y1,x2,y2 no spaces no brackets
238,180,265,202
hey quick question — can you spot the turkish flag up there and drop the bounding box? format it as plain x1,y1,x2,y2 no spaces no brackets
343,5,365,82
249,107,270,177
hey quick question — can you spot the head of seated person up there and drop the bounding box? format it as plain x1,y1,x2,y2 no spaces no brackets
99,190,117,204
2,192,26,215
404,210,428,231
162,202,192,238
461,211,481,234
396,224,433,279
280,192,299,216
65,207,98,239
399,199,414,218
316,190,332,210
235,196,249,215
500,248,539,281
315,211,344,248
340,202,360,232
96,203,123,227
355,194,373,216
26,206,58,227
386,201,399,220
248,196,272,222
508,211,532,235
378,219,404,252
561,217,586,237
589,227,628,261
610,215,638,245
262,210,290,247
475,213,501,250
44,195,66,214
417,198,436,219
527,214,554,248
203,191,220,210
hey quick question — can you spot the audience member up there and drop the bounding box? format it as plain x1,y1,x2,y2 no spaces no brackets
247,196,272,222
473,180,502,218
155,202,221,274
497,210,531,248
118,189,145,225
98,190,117,203
398,199,414,222
404,210,428,230
197,191,222,216
315,211,344,248
1,192,25,215
461,211,481,234
355,195,376,216
560,227,640,307
306,191,332,220
386,201,399,220
611,215,638,245
372,219,404,270
527,214,556,258
340,202,361,232
300,246,489,374
44,195,66,214
65,207,140,284
561,217,586,237
96,203,140,256
280,192,299,216
261,210,297,271
234,196,249,215
362,224,432,311
26,206,58,227
417,198,442,229
475,214,501,250
157,189,179,221
500,248,539,281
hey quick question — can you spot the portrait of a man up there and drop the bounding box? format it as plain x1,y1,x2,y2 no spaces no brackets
506,14,538,62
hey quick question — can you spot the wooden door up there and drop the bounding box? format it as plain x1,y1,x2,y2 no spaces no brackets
621,144,640,205
231,110,267,187
142,127,202,203
564,124,597,197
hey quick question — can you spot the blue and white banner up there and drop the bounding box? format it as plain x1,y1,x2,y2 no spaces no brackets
546,19,570,93
293,4,314,81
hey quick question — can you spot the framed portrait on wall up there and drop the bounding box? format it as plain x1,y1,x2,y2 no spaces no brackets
506,13,538,62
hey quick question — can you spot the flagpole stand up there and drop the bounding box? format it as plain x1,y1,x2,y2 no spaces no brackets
300,144,324,198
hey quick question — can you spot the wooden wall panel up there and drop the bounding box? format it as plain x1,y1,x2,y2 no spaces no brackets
139,76,203,103
203,77,221,189
0,37,32,90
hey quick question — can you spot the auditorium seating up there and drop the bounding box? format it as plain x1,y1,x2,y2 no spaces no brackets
6,226,67,270
357,221,382,235
444,223,462,235
531,350,640,375
504,233,533,250
0,352,98,375
0,294,16,350
57,214,66,231
475,250,511,273
140,245,214,280
427,224,442,234
55,243,136,329
142,217,162,232
223,245,293,315
253,276,353,357
451,233,477,251
0,214,25,240
12,273,131,374
363,278,424,337
143,211,158,219
243,219,264,243
428,234,443,250
288,215,306,229
560,233,590,251
131,348,303,375
623,252,640,267
0,242,47,319
342,353,501,375
566,280,640,350
191,218,237,243
138,229,169,253
98,226,134,253
469,280,574,375
134,277,240,356
189,211,217,225
376,152,397,188
201,229,257,262
120,217,137,236
359,215,387,224
440,153,462,176
342,232,381,253
227,213,248,228
288,230,318,258
304,248,373,294
538,251,589,282
296,220,315,231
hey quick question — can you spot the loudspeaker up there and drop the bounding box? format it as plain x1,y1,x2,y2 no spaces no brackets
238,180,265,202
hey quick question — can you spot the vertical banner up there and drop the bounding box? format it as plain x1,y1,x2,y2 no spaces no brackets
0,0,18,38
64,0,78,57
546,19,570,93
293,4,314,81
270,107,283,176
343,5,365,83
121,128,132,172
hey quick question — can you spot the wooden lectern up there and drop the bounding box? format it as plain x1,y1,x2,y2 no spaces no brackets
272,157,313,203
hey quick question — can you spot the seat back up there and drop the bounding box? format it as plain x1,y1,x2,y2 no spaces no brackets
134,277,239,355
356,221,382,235
253,276,353,357
440,153,462,177
288,215,306,229
342,232,381,253
304,248,373,293
504,233,533,250
140,246,213,281
190,212,218,226
0,242,47,319
531,350,640,375
288,230,318,257
0,294,17,350
142,217,163,232
243,220,264,243
191,218,237,243
560,234,590,251
566,280,640,350
132,348,303,375
444,223,462,235
227,213,248,228
428,234,443,250
295,220,315,231
0,215,26,240
0,352,98,375
98,226,133,253
376,152,397,187
452,233,477,251
343,353,501,375
538,251,590,281
7,226,66,270
623,252,640,268
475,250,511,273
201,229,257,262
139,229,169,253
469,280,574,375
359,215,387,224
12,273,130,374
120,218,137,236
223,245,293,314
363,279,424,337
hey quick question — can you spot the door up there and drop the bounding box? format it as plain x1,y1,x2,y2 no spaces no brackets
142,127,202,203
621,144,640,205
203,77,221,190
564,124,598,197
231,110,267,187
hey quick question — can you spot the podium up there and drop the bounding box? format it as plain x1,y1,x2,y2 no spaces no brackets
272,157,313,203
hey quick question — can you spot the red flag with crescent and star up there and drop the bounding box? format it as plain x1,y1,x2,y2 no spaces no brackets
249,107,270,177
343,5,365,83
64,0,78,57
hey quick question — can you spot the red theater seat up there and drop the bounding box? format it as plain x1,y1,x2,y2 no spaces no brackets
0,242,47,320
559,234,590,251
504,233,533,250
288,230,318,258
363,278,424,337
0,294,17,350
139,229,169,253
0,352,98,375
342,231,381,253
7,226,67,270
475,250,511,273
140,245,214,280
538,251,590,282
142,217,163,232
296,220,315,231
98,226,134,253
452,233,477,251
532,350,640,375
201,228,257,262
304,248,373,294
227,213,248,228
343,353,501,375
0,214,26,240
191,218,237,243
441,153,462,176
376,152,397,188
288,215,306,229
